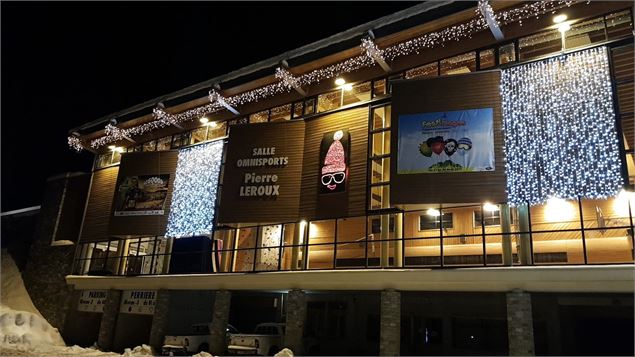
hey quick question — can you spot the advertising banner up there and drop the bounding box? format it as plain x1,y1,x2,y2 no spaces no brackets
119,290,157,315
113,175,170,216
319,130,351,194
77,290,108,313
397,108,494,174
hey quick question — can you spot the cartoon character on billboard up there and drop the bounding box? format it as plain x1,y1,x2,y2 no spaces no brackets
319,130,350,194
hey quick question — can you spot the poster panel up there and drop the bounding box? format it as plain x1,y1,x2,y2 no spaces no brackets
397,108,494,174
318,129,350,194
119,290,157,315
77,290,108,313
113,175,170,216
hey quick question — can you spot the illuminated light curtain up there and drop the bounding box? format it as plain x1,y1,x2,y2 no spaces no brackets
501,46,623,206
165,141,224,237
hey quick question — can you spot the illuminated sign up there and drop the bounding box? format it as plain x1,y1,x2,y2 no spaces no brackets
319,130,350,194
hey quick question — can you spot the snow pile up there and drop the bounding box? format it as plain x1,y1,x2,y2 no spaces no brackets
1,249,67,352
122,344,152,356
274,348,294,357
192,351,213,357
0,304,66,347
0,251,184,357
1,250,43,317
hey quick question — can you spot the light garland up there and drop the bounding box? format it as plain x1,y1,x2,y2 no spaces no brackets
501,46,623,206
68,136,84,152
73,0,582,151
165,140,224,238
274,67,301,90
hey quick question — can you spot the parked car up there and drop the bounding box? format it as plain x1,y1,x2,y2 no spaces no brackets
227,323,286,356
227,322,319,356
162,323,239,355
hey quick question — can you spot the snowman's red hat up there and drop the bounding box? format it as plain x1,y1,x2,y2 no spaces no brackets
322,130,346,174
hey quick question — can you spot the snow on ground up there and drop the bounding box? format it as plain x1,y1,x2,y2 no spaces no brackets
0,251,159,357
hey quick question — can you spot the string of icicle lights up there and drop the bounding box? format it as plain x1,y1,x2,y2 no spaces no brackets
165,141,224,238
500,46,623,206
70,0,580,151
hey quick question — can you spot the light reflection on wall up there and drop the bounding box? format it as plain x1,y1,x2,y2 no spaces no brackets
165,141,224,238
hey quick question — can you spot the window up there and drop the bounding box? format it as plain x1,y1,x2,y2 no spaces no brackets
498,43,516,65
372,79,387,98
304,98,316,115
292,102,303,118
207,121,227,141
317,82,371,113
156,136,172,151
419,212,453,230
249,110,269,123
440,52,476,76
606,10,633,40
405,62,438,79
479,49,495,69
229,117,248,126
143,140,157,152
191,127,208,144
474,209,501,227
269,104,291,122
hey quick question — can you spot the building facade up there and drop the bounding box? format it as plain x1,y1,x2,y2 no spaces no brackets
30,1,635,355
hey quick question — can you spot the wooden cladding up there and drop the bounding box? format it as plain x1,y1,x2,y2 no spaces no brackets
80,166,119,243
218,107,369,223
390,71,507,204
219,121,306,224
300,107,369,219
108,151,178,236
611,44,634,150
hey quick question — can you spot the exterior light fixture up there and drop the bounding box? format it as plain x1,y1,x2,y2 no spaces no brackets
544,197,575,222
557,22,571,33
483,202,499,212
553,14,568,24
426,208,441,217
108,145,116,150
199,117,209,124
335,78,346,86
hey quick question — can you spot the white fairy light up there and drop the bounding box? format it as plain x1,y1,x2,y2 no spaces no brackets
165,141,224,238
74,0,584,151
68,136,84,152
274,67,301,90
361,37,384,63
501,46,623,206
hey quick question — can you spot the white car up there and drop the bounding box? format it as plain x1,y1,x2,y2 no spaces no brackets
227,323,285,356
162,323,239,355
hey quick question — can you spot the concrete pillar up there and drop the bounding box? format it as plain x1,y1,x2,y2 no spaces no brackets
517,204,533,265
209,290,232,355
97,289,122,351
149,289,171,352
506,290,535,356
380,289,401,356
500,204,513,266
284,289,307,354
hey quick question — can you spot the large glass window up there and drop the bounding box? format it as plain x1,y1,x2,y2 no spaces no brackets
307,220,335,269
317,82,371,113
419,211,453,230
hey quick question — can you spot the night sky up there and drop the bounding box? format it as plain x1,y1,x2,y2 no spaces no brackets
1,2,416,212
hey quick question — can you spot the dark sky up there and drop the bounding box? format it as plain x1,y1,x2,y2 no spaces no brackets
1,1,417,212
